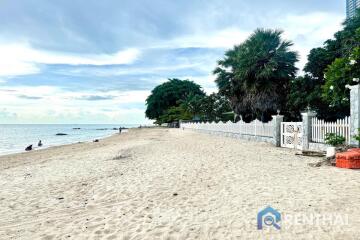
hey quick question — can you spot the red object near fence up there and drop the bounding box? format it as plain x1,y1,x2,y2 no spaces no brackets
336,150,360,169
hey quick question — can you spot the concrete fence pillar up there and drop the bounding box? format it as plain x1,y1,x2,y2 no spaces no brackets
272,115,284,147
301,111,316,150
350,85,360,146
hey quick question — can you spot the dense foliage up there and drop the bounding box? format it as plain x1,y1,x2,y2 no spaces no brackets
324,133,346,147
214,29,298,122
145,79,205,123
285,75,322,121
157,106,192,124
322,35,360,111
145,79,232,124
182,93,233,122
296,9,360,120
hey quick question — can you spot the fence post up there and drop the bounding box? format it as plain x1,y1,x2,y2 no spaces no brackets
272,115,284,147
301,111,316,150
350,85,360,146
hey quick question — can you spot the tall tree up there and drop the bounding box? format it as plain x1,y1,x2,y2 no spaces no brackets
214,29,298,122
145,79,204,123
322,44,360,117
300,9,360,120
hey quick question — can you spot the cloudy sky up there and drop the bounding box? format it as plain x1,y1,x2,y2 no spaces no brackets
0,0,345,124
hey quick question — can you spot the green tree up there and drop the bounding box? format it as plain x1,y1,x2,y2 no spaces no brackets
214,29,298,122
310,9,360,71
304,47,337,82
323,58,352,110
286,75,322,121
145,79,205,123
181,93,233,122
158,106,192,124
321,45,360,117
299,9,360,120
199,93,232,122
180,94,205,120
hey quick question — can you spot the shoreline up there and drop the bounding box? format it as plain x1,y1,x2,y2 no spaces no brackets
1,128,359,239
0,130,130,171
0,132,115,158
0,128,130,158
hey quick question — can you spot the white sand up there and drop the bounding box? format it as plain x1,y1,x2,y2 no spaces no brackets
0,128,359,239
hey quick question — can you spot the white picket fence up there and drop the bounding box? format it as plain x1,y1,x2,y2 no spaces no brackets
311,116,351,144
181,119,274,138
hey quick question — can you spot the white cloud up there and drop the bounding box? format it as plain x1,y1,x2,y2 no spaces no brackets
276,12,344,72
134,11,344,82
57,62,207,78
164,11,344,73
0,43,140,77
0,106,151,124
177,75,217,89
0,85,152,124
170,28,251,49
0,55,40,77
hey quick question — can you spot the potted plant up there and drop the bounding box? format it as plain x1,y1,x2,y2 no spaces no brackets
324,133,346,158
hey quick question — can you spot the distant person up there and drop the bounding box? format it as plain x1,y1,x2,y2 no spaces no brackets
25,145,33,151
119,127,122,134
38,140,43,147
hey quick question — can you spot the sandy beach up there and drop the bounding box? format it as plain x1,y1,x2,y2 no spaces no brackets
0,128,359,239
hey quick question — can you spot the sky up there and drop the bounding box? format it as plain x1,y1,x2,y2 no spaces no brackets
0,0,346,124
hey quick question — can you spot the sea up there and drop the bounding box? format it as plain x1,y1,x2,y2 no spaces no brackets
0,124,140,156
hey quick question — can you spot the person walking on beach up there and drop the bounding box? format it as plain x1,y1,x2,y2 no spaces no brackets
119,127,122,134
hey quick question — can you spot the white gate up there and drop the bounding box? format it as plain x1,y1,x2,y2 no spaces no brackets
281,122,303,150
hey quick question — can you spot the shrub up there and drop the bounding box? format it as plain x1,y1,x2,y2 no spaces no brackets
324,133,346,147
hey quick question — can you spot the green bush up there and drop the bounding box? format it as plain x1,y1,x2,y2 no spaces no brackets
324,133,346,147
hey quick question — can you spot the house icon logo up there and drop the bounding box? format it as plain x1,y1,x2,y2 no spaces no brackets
257,206,281,230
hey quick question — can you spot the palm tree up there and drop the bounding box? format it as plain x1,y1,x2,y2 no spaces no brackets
214,29,298,122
